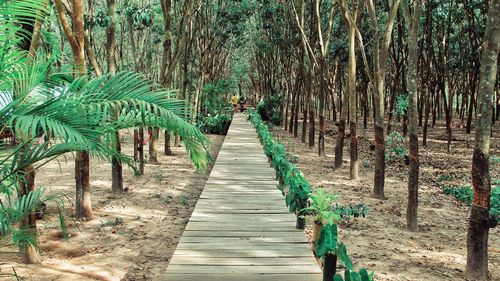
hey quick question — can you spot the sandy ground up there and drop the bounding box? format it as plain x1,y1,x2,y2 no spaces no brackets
271,119,499,281
1,130,225,281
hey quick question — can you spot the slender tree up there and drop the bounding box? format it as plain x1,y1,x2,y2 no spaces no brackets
366,0,401,199
403,0,422,232
466,0,499,279
339,0,363,180
54,0,92,219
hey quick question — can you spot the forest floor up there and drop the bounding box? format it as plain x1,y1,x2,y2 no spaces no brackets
1,131,225,281
271,118,499,281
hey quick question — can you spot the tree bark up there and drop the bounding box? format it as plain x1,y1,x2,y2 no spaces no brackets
149,127,160,164
106,0,123,193
334,64,347,169
164,130,172,155
367,0,400,199
18,166,39,264
466,1,499,279
55,0,91,219
138,127,145,175
75,152,92,219
404,0,422,232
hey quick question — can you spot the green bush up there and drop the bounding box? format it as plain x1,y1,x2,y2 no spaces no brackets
256,94,281,125
197,113,232,135
441,183,499,219
385,131,407,161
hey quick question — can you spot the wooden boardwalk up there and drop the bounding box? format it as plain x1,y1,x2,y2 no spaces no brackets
163,113,322,281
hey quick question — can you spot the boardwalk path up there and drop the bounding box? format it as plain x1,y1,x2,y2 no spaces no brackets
163,113,322,281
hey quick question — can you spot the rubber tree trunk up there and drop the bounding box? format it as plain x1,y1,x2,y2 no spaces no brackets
466,1,499,279
133,129,139,161
405,0,422,232
164,129,172,155
318,59,326,156
149,127,160,164
56,0,92,220
138,127,145,175
334,77,347,169
367,0,401,199
347,26,358,180
75,151,92,219
107,0,122,193
111,124,123,193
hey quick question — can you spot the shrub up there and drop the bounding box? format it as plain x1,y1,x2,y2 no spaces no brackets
197,113,232,135
385,131,406,161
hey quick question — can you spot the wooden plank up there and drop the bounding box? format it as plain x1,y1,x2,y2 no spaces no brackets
184,223,297,232
162,273,321,281
182,230,305,237
189,214,297,222
172,249,315,258
179,236,307,244
166,265,320,274
168,256,315,266
175,242,310,251
191,210,290,215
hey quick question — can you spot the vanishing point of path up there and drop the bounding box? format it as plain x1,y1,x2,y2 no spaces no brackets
163,113,322,281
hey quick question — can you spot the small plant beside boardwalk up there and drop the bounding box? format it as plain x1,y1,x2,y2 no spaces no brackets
247,108,373,280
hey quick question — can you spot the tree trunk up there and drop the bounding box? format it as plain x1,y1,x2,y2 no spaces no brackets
466,1,499,279
334,67,347,169
75,152,92,219
348,27,358,180
404,0,422,232
423,84,432,147
18,166,39,264
134,129,138,161
164,130,172,155
106,0,122,193
55,0,91,219
149,127,160,164
318,60,326,156
138,127,145,175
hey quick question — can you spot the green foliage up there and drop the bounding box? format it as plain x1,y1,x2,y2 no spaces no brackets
334,204,369,220
300,188,340,225
394,95,409,117
315,223,338,258
198,113,232,135
122,4,155,29
438,177,499,219
197,80,233,135
491,156,500,164
257,95,281,126
385,131,407,161
247,108,310,213
201,80,231,115
442,185,474,204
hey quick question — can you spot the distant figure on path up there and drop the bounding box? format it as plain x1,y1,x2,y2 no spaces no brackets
231,93,239,111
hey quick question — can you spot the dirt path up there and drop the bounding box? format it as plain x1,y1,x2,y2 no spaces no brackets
271,120,499,281
1,130,225,281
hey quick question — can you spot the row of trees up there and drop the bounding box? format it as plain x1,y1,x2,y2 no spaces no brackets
0,0,218,266
248,0,498,280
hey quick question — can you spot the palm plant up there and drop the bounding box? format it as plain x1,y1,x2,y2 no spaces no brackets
1,0,210,264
